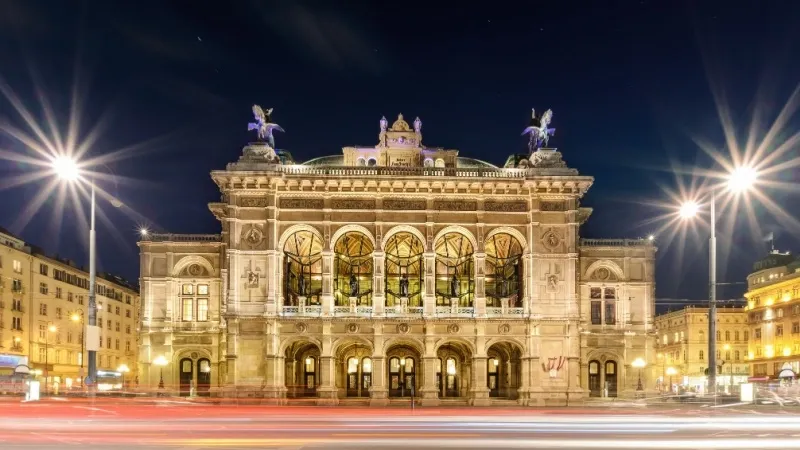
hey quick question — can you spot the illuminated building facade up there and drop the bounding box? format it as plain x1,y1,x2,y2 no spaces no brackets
138,112,657,405
654,306,749,394
745,251,800,379
0,228,140,391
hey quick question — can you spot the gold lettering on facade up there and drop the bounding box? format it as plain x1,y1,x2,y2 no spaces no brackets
484,201,528,212
240,197,268,207
279,198,324,209
384,199,426,210
433,200,477,211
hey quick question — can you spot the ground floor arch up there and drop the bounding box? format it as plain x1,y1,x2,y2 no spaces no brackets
486,341,523,399
174,350,214,397
587,358,619,398
386,344,420,398
335,341,374,398
285,341,321,398
435,341,473,398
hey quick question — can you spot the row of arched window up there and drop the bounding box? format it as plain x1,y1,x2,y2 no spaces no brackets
282,230,524,308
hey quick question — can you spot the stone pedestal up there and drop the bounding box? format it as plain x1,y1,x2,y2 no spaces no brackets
500,297,509,314
450,298,458,314
298,296,306,314
369,387,390,406
400,297,409,314
315,386,339,406
349,297,357,314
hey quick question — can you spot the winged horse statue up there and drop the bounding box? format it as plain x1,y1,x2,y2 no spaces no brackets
521,108,556,152
248,105,284,148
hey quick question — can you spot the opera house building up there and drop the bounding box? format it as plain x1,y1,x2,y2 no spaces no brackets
138,111,657,405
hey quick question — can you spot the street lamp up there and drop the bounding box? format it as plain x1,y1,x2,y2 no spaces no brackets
632,357,646,392
666,366,678,394
399,357,406,398
153,355,168,394
52,156,122,395
44,323,57,395
678,165,757,395
117,364,130,392
139,228,149,237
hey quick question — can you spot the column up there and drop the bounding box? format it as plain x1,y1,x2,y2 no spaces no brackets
321,251,334,316
369,356,389,406
264,250,278,315
423,252,436,316
474,252,486,317
316,356,338,405
523,252,534,315
372,251,385,316
225,319,239,394
419,356,440,406
469,356,491,406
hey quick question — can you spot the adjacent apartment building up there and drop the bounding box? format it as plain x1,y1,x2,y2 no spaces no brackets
654,305,749,393
745,251,800,379
0,227,140,392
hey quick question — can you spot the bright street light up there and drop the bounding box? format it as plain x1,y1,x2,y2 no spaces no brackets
139,228,149,237
679,201,700,219
48,324,57,333
727,165,757,193
51,156,80,181
632,357,646,392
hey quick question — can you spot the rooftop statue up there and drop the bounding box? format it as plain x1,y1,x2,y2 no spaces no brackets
521,108,556,152
248,105,285,149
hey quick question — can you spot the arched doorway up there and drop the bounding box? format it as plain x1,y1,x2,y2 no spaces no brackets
386,344,420,398
283,230,323,306
485,233,524,307
337,343,373,398
334,232,374,306
486,341,522,399
434,232,474,307
605,361,618,398
588,360,601,397
179,358,193,396
285,341,321,398
436,342,472,398
384,232,424,308
197,358,211,396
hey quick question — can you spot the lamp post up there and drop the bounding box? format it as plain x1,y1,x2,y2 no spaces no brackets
632,357,646,392
44,323,57,395
399,357,406,399
52,156,123,396
117,364,130,392
71,313,84,388
153,355,168,395
678,165,757,395
666,367,677,394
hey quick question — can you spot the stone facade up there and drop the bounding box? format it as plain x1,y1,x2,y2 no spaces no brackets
138,113,657,405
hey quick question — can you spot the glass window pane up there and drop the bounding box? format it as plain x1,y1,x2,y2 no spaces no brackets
604,287,616,299
405,358,414,372
348,358,358,374
182,299,193,321
305,356,315,372
197,299,209,321
446,358,456,375
198,284,209,295
436,358,442,373
488,358,498,373
182,284,194,295
362,357,372,374
390,358,400,372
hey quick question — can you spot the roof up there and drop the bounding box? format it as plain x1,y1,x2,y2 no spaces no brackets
301,155,498,168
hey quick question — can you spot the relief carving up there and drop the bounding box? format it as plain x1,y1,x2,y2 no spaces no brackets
241,225,264,249
484,201,528,212
331,199,374,210
434,200,477,211
384,199,426,210
542,229,561,251
279,198,324,209
240,197,268,208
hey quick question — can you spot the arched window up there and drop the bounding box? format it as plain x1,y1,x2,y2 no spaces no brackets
283,230,323,305
356,157,366,166
588,360,601,397
485,232,523,307
334,232,374,306
434,232,474,307
367,158,377,167
434,158,445,168
384,232,424,307
423,158,434,168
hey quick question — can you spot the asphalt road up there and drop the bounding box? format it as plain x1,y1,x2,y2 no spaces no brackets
2,399,800,449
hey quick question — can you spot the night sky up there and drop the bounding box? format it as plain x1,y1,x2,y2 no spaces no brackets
1,1,798,308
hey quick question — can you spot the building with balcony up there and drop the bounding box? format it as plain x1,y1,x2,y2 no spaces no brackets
0,227,140,392
745,251,800,379
654,305,749,394
138,112,657,405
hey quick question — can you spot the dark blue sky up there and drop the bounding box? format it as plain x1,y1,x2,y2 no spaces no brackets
1,1,798,307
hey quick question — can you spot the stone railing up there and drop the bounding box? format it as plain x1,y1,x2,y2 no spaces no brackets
277,305,532,318
580,238,652,247
144,233,221,243
277,165,528,180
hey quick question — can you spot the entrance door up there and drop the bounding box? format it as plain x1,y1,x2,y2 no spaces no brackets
360,357,372,397
389,357,415,397
488,357,499,397
444,357,457,397
605,361,617,398
303,356,317,397
197,359,211,396
403,358,416,398
179,358,193,397
388,357,402,397
588,360,601,397
347,357,359,397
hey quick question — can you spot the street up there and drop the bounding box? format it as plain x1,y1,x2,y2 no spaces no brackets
2,399,800,449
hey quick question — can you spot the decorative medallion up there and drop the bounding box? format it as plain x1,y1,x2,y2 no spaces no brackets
188,264,203,276
542,230,561,251
397,323,410,334
447,324,460,334
499,324,511,335
594,267,610,281
346,323,360,334
295,323,308,334
190,352,199,359
242,225,263,248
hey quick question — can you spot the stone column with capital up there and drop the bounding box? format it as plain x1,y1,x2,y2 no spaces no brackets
423,252,436,316
321,251,334,316
372,251,385,316
316,356,338,405
474,252,487,317
469,356,491,406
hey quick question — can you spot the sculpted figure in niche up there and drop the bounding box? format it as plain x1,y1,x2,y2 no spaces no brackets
298,275,307,296
498,276,508,298
349,273,359,297
547,274,558,290
248,271,259,287
399,272,409,297
450,273,460,297
380,116,388,132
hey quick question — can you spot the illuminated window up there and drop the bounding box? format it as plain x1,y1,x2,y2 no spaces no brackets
182,298,193,321
485,233,523,307
197,299,209,321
